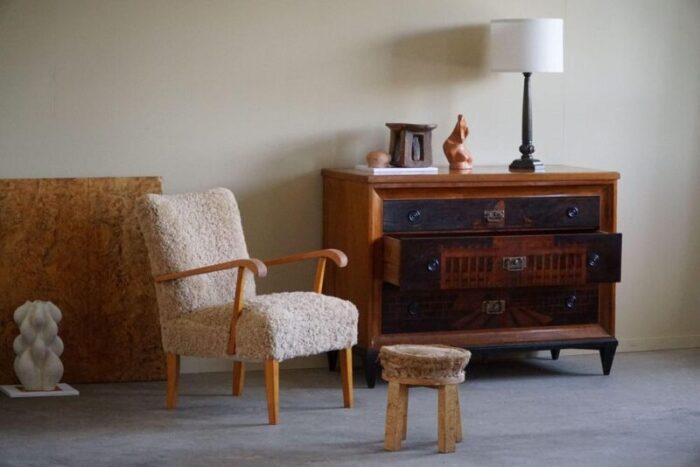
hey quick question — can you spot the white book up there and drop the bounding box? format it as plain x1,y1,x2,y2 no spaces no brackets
354,165,439,175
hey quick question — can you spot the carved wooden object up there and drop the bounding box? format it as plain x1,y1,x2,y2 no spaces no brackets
386,123,437,168
0,177,163,384
442,114,473,171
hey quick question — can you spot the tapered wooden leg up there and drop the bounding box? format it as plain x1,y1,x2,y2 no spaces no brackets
453,385,462,443
339,347,354,408
264,359,280,425
400,384,409,440
384,381,408,451
438,385,457,453
166,353,180,410
551,349,561,360
232,361,245,396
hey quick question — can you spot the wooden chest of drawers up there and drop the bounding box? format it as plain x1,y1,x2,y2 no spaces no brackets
322,166,621,387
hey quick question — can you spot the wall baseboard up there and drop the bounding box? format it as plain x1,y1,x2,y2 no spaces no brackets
180,336,700,374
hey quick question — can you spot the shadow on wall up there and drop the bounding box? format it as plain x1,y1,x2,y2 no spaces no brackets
234,130,377,294
222,25,491,294
389,24,490,88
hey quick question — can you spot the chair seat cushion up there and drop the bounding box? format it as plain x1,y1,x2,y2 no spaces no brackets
162,292,358,361
380,344,471,384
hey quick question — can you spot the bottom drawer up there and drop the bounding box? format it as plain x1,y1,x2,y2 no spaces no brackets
382,284,599,334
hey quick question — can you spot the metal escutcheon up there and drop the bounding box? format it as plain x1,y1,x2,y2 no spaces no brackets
485,209,505,223
503,256,527,271
483,300,506,315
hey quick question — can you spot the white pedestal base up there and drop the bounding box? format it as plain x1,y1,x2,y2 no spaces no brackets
0,383,79,398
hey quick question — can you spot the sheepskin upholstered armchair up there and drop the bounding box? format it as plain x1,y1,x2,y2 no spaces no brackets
136,188,358,424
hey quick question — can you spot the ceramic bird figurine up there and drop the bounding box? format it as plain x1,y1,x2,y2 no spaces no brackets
443,114,473,171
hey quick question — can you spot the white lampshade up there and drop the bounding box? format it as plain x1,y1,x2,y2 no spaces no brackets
490,18,564,73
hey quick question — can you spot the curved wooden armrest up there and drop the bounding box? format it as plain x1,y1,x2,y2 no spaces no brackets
263,248,348,268
154,258,267,283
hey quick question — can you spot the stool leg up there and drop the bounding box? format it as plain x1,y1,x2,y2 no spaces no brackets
384,381,407,451
400,384,409,440
453,385,463,443
438,385,457,453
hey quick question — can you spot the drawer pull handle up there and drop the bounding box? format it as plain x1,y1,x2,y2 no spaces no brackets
426,258,440,272
503,256,527,271
566,206,580,219
565,295,577,309
484,209,505,223
483,300,506,315
407,209,422,224
407,302,420,316
587,253,600,268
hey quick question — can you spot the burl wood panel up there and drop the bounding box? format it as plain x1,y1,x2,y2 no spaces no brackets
0,177,164,384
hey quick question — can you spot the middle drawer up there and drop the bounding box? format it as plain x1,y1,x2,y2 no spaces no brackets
384,232,622,291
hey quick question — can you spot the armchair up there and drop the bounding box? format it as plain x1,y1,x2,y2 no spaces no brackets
137,188,358,424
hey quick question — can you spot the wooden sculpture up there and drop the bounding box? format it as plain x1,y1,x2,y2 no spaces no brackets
386,123,437,168
442,114,473,171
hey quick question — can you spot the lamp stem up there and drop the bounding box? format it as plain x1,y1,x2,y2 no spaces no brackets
521,72,532,152
509,72,543,171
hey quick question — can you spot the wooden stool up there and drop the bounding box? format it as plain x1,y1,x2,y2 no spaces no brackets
380,345,471,453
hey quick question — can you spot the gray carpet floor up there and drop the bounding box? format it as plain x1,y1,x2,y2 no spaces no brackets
1,349,699,467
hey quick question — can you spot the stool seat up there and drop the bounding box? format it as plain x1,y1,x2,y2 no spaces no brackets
380,344,471,385
380,344,472,454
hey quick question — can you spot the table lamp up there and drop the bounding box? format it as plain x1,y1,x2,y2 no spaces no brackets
490,18,563,171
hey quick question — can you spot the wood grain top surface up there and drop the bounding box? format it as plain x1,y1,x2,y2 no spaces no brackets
322,165,619,184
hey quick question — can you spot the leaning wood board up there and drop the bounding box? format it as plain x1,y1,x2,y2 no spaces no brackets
0,177,164,383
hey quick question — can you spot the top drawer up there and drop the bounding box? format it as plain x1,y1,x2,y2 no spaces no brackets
383,196,600,233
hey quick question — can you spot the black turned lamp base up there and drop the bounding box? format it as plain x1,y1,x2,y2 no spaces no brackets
509,157,544,172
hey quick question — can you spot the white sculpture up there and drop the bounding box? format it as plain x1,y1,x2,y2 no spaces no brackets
12,301,65,391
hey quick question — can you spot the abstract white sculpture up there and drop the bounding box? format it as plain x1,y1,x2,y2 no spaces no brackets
12,301,65,391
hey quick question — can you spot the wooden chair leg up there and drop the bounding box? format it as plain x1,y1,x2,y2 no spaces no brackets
232,361,245,396
384,381,408,451
166,353,180,410
437,385,457,453
453,385,463,443
339,347,354,408
264,359,280,425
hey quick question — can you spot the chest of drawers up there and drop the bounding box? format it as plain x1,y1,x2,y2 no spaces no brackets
322,166,621,387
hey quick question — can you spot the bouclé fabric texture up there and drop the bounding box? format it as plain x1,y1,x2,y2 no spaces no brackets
136,188,358,361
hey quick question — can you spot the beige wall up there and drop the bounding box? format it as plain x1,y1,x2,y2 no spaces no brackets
2,0,699,373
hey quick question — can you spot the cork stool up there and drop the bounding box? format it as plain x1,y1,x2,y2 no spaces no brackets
380,345,471,453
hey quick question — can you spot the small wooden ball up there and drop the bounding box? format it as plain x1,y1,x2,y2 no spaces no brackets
366,151,391,168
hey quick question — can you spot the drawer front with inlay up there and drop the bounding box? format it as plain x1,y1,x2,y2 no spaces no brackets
382,285,599,334
384,232,621,291
383,196,600,233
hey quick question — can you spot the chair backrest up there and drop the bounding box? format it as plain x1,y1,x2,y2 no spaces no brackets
136,188,256,322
